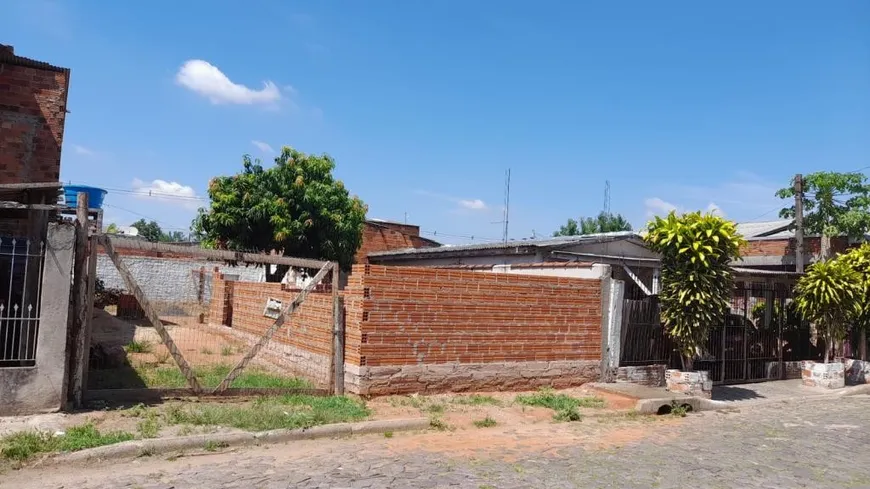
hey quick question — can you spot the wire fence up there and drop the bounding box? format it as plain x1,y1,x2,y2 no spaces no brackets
87,236,338,396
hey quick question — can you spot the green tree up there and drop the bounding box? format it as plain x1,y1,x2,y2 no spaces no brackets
161,230,187,243
776,172,870,259
553,211,632,237
644,211,745,370
793,259,862,363
192,146,367,279
105,223,119,234
130,219,163,242
834,243,870,360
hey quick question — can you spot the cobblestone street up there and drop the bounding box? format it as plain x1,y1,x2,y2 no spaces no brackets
4,396,869,489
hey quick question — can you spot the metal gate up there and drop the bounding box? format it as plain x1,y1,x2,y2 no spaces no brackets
621,281,809,385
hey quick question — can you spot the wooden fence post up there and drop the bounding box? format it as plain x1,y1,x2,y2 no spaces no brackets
68,192,89,407
331,263,345,395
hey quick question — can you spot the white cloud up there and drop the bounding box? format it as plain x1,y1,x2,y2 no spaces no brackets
175,60,281,105
72,144,95,156
417,190,489,213
646,172,784,222
131,178,200,209
458,199,487,210
251,140,275,153
644,197,678,217
706,202,725,217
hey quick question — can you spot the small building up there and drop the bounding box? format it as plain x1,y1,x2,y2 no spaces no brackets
735,219,862,271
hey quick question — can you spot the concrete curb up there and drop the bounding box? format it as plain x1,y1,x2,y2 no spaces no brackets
51,418,429,465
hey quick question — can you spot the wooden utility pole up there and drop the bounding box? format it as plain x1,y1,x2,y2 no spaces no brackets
794,174,804,273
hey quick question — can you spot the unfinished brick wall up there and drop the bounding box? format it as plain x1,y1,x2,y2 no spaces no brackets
344,265,603,395
208,271,335,387
353,221,439,264
0,45,69,185
742,237,848,257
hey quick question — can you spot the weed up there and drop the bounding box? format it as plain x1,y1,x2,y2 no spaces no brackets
91,363,312,390
0,425,134,462
163,395,370,432
220,346,233,356
429,416,451,431
553,407,583,422
125,340,152,354
200,347,214,355
203,440,229,452
473,416,497,428
137,447,155,457
427,403,445,414
123,403,148,418
176,425,195,436
669,401,690,418
383,431,394,438
515,389,604,415
137,418,160,439
453,395,501,407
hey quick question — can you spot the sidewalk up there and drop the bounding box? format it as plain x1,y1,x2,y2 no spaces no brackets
592,379,870,413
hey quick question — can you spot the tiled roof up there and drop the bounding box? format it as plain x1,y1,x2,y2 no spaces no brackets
0,46,68,73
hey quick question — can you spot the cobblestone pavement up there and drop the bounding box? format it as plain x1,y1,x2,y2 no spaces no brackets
4,396,869,489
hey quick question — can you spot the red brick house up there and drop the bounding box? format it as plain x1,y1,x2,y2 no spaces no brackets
0,44,70,186
735,219,856,271
353,219,440,264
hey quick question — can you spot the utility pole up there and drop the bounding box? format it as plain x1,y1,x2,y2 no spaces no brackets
794,174,804,273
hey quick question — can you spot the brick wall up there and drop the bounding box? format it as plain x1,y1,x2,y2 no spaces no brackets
742,237,848,257
208,271,335,386
345,264,603,395
353,221,439,264
0,45,70,185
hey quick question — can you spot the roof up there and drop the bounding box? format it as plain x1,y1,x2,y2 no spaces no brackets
0,45,68,73
431,261,596,270
735,220,793,240
367,231,641,259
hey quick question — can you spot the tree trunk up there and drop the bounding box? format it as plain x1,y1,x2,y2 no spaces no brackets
682,355,694,372
861,329,867,361
820,234,832,261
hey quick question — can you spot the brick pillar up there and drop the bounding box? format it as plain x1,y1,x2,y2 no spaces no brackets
208,268,234,326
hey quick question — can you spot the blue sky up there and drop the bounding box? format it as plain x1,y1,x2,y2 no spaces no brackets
3,1,868,244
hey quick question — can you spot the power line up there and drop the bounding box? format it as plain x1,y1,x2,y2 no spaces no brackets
65,181,207,202
102,203,191,231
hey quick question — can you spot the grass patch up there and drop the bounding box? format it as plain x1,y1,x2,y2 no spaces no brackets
429,416,451,431
515,389,604,411
161,395,370,432
384,431,394,438
137,417,160,439
200,347,214,355
515,389,603,422
124,340,152,354
453,395,501,407
221,346,233,356
0,425,134,462
473,416,497,428
90,363,313,390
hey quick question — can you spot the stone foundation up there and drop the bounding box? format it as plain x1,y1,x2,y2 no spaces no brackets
349,360,601,396
665,369,712,398
801,361,845,389
764,361,803,380
845,359,870,385
614,365,666,387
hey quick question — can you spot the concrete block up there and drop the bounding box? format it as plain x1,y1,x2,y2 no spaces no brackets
801,361,845,389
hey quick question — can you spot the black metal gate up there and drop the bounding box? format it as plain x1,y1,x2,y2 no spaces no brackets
621,281,814,385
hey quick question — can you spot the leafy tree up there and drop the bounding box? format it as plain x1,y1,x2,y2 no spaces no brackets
834,243,870,360
644,211,745,370
553,211,632,237
162,230,187,243
130,219,163,242
192,146,367,279
776,172,870,259
105,223,119,234
793,259,862,363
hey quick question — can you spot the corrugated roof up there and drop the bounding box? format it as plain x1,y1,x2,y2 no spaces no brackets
367,231,640,258
735,220,793,239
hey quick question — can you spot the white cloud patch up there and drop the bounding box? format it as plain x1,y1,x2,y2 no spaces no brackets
644,172,783,222
458,199,487,210
131,178,200,209
251,140,275,153
72,144,95,156
417,190,489,213
176,60,281,105
644,197,678,217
